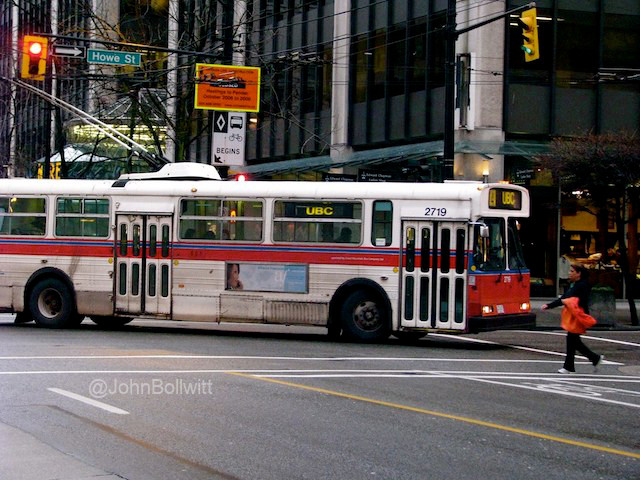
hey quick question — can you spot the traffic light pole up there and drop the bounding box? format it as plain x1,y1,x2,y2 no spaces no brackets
442,0,456,181
442,1,535,181
43,52,53,179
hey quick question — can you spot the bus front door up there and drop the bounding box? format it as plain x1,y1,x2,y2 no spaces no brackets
400,221,467,330
115,215,172,317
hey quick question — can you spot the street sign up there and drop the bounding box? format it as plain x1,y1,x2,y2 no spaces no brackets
211,111,246,166
87,48,141,66
194,64,261,112
51,45,86,58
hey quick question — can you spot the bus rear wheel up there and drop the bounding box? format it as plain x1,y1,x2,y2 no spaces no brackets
341,290,390,342
29,278,77,328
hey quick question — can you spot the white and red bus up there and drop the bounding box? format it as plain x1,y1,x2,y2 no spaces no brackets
0,163,534,340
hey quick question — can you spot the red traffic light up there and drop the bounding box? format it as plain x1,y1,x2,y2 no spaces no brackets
21,35,48,80
28,41,43,56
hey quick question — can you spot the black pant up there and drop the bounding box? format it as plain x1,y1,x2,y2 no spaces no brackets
564,332,600,371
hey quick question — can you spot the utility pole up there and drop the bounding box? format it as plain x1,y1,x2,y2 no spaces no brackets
43,49,53,179
442,0,457,181
441,2,536,182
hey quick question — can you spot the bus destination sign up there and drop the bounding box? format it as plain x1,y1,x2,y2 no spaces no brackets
488,188,522,210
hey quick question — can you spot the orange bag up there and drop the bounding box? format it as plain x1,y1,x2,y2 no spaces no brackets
561,297,597,334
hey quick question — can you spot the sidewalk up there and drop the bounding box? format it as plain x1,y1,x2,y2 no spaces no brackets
531,298,640,330
0,422,120,480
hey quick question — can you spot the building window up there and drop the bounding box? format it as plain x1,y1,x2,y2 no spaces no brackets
352,34,368,103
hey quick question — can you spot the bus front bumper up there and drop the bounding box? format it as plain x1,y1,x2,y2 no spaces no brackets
468,313,536,333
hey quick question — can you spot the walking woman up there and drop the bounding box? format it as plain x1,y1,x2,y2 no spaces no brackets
541,262,604,374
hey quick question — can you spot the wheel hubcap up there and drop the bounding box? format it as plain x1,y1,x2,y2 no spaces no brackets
38,288,62,319
353,300,380,331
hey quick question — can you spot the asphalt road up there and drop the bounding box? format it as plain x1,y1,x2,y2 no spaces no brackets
1,314,639,480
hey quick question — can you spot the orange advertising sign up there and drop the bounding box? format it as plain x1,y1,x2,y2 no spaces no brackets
194,64,261,112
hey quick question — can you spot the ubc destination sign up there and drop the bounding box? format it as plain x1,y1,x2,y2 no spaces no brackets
87,48,141,67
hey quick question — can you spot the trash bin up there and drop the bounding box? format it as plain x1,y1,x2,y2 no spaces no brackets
589,286,616,327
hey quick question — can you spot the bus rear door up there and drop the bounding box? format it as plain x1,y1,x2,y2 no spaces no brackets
400,221,467,330
115,214,172,317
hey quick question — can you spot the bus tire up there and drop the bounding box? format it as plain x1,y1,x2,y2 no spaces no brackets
341,290,390,342
327,322,342,340
90,316,133,328
29,278,77,328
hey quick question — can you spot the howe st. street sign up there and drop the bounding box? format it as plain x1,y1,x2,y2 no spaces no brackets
87,48,141,66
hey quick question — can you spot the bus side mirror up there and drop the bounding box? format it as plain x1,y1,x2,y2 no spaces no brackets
480,225,489,238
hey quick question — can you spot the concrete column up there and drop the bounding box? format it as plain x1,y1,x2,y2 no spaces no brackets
455,0,506,182
165,0,179,162
330,2,352,162
8,2,18,177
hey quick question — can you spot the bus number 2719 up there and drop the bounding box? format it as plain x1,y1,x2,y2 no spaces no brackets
424,207,447,217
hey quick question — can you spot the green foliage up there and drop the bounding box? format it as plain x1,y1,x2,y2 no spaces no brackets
591,285,614,293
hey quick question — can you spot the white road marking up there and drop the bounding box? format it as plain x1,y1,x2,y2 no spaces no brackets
0,368,633,381
0,354,598,363
453,376,640,409
0,369,602,376
3,368,638,411
515,330,640,348
47,387,129,415
429,333,624,364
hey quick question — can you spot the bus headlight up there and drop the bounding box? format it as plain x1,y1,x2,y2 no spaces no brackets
482,305,494,315
520,302,530,311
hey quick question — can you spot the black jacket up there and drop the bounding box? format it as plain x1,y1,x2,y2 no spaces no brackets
546,278,591,313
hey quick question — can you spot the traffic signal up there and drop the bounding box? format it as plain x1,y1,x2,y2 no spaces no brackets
21,35,48,80
518,8,539,62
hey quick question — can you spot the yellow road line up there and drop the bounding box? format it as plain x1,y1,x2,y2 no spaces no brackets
227,371,640,460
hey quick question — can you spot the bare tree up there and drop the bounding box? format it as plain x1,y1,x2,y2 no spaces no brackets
539,132,640,325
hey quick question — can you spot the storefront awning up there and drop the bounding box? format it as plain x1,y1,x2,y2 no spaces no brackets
237,140,550,178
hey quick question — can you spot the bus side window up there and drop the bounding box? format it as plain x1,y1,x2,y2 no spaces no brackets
372,200,392,246
508,219,527,269
273,200,362,244
0,197,46,236
178,199,263,242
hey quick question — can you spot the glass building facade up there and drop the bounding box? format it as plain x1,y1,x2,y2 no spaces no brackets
504,0,640,295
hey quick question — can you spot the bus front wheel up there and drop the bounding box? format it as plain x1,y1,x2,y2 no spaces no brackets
341,290,390,342
29,278,77,328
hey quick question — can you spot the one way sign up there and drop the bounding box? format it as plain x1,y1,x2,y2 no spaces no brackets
51,45,86,58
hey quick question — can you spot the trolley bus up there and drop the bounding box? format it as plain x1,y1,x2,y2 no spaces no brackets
0,163,535,340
